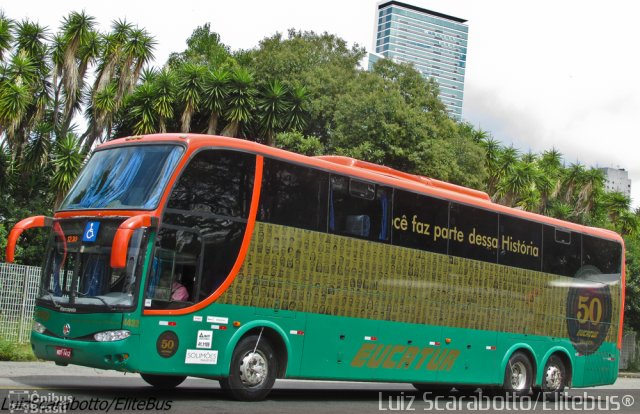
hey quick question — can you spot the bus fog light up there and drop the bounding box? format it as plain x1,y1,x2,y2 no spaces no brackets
94,330,131,342
33,321,46,334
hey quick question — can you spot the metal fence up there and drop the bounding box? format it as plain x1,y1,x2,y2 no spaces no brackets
620,331,638,370
0,262,41,343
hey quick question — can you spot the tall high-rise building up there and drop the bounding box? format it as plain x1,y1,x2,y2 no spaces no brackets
600,167,632,198
369,1,468,120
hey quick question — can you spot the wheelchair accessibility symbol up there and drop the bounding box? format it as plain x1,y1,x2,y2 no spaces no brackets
83,221,100,242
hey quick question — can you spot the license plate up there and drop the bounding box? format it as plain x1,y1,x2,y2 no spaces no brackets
55,346,72,359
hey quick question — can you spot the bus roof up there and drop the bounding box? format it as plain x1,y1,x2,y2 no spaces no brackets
100,133,623,244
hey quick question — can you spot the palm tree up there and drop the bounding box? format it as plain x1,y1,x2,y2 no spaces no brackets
176,63,204,133
0,64,32,155
129,81,157,135
82,20,132,150
538,148,563,208
201,67,229,135
13,20,48,62
616,211,638,236
51,133,84,207
284,84,308,132
221,67,256,138
481,137,502,196
58,11,96,124
0,13,14,61
603,191,631,225
561,163,586,204
83,82,117,151
116,26,156,102
495,160,536,207
256,80,290,146
574,168,604,217
151,68,175,133
82,21,154,150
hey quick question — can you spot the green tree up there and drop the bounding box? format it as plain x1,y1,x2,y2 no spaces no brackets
51,133,83,206
176,62,205,133
221,67,256,138
168,23,232,68
201,67,229,135
256,80,290,145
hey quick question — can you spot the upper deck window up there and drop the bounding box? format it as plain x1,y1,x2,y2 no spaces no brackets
59,145,184,211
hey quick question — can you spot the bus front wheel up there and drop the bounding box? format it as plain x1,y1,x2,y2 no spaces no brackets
220,334,278,401
140,373,186,389
503,352,533,396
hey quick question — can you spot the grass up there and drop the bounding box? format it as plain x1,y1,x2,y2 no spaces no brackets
0,338,37,361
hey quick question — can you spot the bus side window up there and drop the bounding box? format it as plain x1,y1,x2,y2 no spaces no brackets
582,235,622,275
391,190,448,254
258,159,328,232
498,214,542,271
329,175,391,242
542,226,581,277
449,203,498,264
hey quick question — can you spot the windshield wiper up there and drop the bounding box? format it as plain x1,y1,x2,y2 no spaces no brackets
42,289,61,308
74,291,114,310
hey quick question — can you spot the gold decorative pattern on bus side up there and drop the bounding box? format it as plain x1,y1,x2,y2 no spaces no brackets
216,222,620,343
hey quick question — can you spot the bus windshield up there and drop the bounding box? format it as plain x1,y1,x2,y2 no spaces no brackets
38,219,147,311
59,144,183,211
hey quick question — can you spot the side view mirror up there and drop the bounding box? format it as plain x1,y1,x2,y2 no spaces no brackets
6,216,53,263
111,215,158,269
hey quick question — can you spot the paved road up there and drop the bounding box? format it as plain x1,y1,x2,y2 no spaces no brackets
1,362,640,413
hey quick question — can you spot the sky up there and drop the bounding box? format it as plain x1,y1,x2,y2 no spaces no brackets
4,0,640,206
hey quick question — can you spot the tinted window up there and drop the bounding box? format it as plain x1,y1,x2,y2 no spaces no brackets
542,226,581,277
582,235,622,274
147,150,255,309
449,203,498,263
167,150,254,219
329,175,391,242
391,190,448,254
498,214,542,271
259,158,328,231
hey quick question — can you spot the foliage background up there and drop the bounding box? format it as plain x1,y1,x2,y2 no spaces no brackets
1,11,639,332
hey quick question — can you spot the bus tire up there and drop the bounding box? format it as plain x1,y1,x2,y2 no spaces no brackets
503,352,533,396
537,355,566,398
220,334,278,401
140,373,186,389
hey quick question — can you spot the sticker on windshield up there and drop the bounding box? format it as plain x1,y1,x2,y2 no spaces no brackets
83,222,100,242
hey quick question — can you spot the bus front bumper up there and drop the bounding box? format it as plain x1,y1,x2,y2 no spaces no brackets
31,331,141,373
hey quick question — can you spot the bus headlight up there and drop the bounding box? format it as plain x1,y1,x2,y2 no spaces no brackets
94,330,131,342
33,321,46,334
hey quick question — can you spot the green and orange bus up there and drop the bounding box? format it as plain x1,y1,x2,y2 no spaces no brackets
7,133,625,401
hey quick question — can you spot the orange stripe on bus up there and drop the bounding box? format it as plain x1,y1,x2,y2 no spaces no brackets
619,246,626,350
144,155,264,316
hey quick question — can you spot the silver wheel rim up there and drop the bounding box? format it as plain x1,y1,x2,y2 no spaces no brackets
510,361,528,390
544,364,562,391
239,351,268,387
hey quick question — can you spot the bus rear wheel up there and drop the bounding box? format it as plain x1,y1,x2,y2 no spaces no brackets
535,355,566,398
503,352,533,396
220,334,278,401
140,373,186,389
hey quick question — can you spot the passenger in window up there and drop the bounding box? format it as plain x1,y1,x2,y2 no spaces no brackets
171,282,188,301
171,279,189,301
